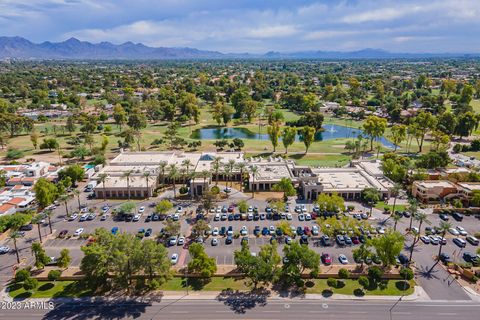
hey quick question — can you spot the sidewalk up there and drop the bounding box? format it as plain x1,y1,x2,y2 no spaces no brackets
1,285,428,303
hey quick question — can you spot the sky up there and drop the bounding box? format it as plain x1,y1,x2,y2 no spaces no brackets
0,0,479,53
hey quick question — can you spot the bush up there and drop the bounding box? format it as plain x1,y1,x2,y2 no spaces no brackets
47,270,62,281
23,278,38,291
358,276,369,289
15,269,31,283
238,200,248,213
338,268,350,279
210,186,220,195
399,267,414,281
368,266,384,283
179,186,189,195
327,278,338,288
6,148,24,160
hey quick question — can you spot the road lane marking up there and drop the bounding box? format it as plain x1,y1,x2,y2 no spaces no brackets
170,311,189,314
437,313,457,315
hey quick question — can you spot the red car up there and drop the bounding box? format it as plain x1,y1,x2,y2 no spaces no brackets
352,236,360,244
304,226,311,236
228,205,235,212
321,253,332,265
311,212,318,220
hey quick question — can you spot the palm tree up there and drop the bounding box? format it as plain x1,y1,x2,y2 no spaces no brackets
227,159,236,187
31,215,44,243
72,188,81,211
236,162,247,191
44,209,54,234
223,165,232,198
429,221,452,273
212,157,222,186
407,212,431,265
249,165,258,198
9,229,21,263
122,170,133,200
408,229,420,266
97,173,108,201
182,159,192,175
168,164,179,198
390,183,402,215
158,161,168,186
392,213,402,231
201,169,211,195
143,171,152,199
59,193,72,217
407,199,418,231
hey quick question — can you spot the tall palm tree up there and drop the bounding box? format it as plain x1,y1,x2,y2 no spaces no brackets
97,173,108,201
59,193,72,217
407,212,431,265
158,161,168,186
392,213,402,231
407,199,418,231
9,229,21,263
408,229,420,266
44,209,54,234
182,159,192,175
227,159,236,187
390,183,402,215
212,157,222,186
31,215,44,243
122,170,133,200
236,162,247,191
168,164,179,198
249,165,258,198
223,165,232,198
429,221,452,273
201,169,211,195
143,171,152,199
72,188,81,211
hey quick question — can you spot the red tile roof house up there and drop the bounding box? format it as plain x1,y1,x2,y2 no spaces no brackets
0,203,16,215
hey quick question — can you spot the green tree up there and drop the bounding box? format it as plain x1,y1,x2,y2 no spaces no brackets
369,231,405,268
282,127,296,154
57,248,71,269
412,111,437,152
363,116,387,150
281,242,320,286
316,193,345,213
32,242,50,269
188,243,217,279
141,239,171,288
267,122,281,152
113,104,127,129
33,178,58,210
301,126,316,154
361,187,381,216
58,164,85,186
23,277,38,291
155,199,173,216
272,177,296,200
390,124,406,152
48,269,62,281
352,244,372,268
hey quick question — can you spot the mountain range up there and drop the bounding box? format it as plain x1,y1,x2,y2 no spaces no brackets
0,36,478,60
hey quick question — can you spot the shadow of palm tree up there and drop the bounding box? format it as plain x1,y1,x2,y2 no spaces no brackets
417,264,440,280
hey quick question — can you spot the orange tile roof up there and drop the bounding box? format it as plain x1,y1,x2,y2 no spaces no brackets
7,197,25,205
0,203,15,213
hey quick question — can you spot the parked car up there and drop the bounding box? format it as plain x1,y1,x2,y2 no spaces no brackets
145,228,153,237
0,246,10,254
452,212,464,221
74,228,84,236
466,235,479,245
336,235,345,246
111,227,119,235
138,206,145,213
453,237,467,248
463,252,479,263
19,224,33,231
225,236,233,245
456,226,468,236
69,214,78,221
338,254,348,264
171,253,178,265
449,228,460,236
177,236,185,245
439,252,452,263
420,235,430,244
321,235,331,246
321,253,332,265
169,236,178,246
211,238,219,246
439,213,449,221
58,230,68,238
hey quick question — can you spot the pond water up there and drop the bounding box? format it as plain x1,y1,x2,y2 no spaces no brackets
191,124,396,149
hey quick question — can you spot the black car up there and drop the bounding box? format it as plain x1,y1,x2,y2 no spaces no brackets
300,235,308,245
439,213,449,221
403,211,411,218
266,213,272,220
228,214,234,221
398,253,408,265
145,214,152,222
439,252,452,263
145,228,152,237
225,236,233,245
452,212,464,221
220,226,226,236
463,252,478,263
253,213,260,220
19,224,33,231
234,214,241,220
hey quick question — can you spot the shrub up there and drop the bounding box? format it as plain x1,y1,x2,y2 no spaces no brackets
327,277,338,288
358,276,369,289
210,186,220,195
15,269,31,283
399,267,414,281
238,200,248,213
338,268,350,279
6,148,24,160
47,270,62,281
179,186,189,195
368,266,384,283
23,278,38,291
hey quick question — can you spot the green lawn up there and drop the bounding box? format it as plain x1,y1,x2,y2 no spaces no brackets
159,277,250,291
374,203,408,212
8,281,93,299
305,279,415,296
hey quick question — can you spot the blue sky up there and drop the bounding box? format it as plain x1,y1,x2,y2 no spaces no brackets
0,0,479,53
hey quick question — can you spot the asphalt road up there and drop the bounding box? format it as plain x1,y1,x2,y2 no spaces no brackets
1,299,480,320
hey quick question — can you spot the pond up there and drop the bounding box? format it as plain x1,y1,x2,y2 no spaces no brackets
191,124,396,149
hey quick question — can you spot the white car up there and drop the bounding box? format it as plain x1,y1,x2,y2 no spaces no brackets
212,227,219,236
81,207,89,213
312,225,319,236
171,253,179,265
240,226,248,236
221,213,227,220
69,213,78,221
0,246,10,254
338,254,349,264
211,238,219,246
177,236,185,246
138,206,145,213
74,228,84,236
214,213,220,221
172,213,180,221
449,228,460,236
286,213,292,220
169,236,178,246
79,213,89,222
133,214,141,222
456,226,468,236
420,235,430,244
411,227,419,234
305,213,312,221
248,206,254,213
